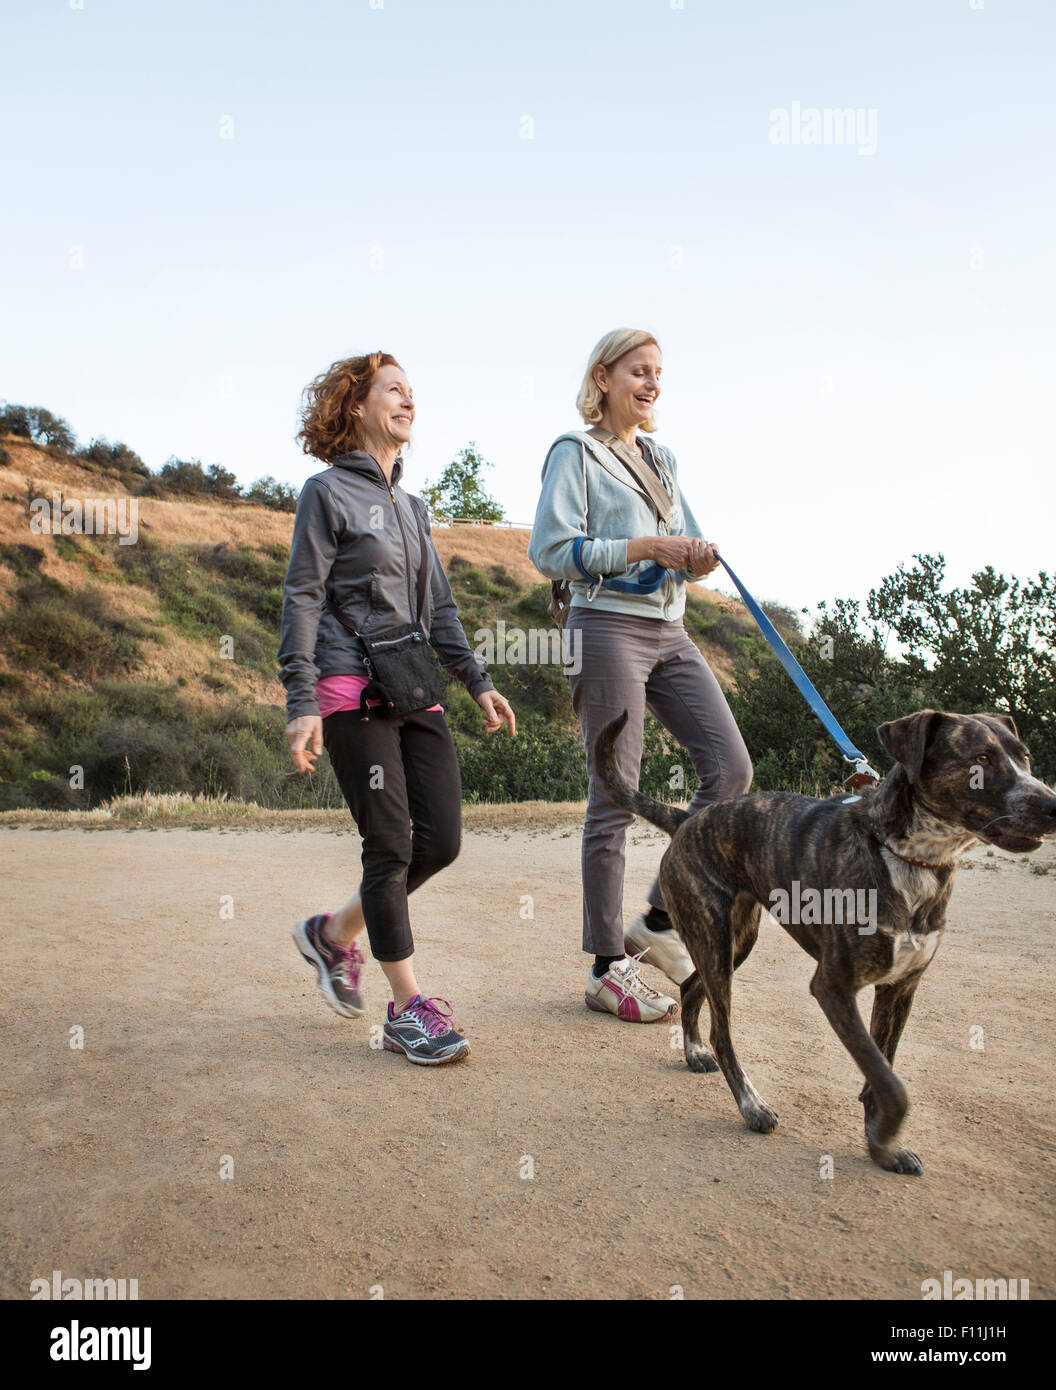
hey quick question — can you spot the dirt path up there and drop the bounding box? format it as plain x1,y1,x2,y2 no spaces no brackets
2,825,1054,1300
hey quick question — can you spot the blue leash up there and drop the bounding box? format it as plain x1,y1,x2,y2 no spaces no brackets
716,554,880,785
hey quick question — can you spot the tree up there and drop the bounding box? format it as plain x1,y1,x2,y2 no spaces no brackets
157,456,210,494
0,403,32,438
867,554,1054,777
206,462,241,499
421,443,505,523
78,438,149,476
245,475,299,512
728,554,1055,789
32,409,77,451
0,403,76,451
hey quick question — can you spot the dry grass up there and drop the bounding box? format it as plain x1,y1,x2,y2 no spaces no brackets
0,434,746,715
0,790,599,832
431,524,537,585
0,437,294,551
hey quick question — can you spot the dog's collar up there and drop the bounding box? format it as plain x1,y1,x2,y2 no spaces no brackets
878,839,959,871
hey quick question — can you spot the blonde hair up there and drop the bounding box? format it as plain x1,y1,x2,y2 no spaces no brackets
576,328,660,431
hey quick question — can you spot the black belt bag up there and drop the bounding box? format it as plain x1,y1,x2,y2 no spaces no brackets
326,501,447,720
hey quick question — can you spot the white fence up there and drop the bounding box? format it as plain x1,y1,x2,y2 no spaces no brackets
429,516,532,530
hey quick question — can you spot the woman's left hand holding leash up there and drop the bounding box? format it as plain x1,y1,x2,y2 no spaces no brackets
686,539,721,578
478,690,516,737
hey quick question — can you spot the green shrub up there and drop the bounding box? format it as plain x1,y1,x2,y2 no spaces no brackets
2,584,142,681
453,717,586,802
0,771,85,812
682,599,756,663
0,543,65,591
4,681,346,810
78,439,149,478
195,544,286,625
113,538,277,677
448,710,700,805
245,476,299,512
156,457,210,494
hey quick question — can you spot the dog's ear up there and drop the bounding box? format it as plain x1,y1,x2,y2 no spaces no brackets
980,712,1019,739
877,709,942,784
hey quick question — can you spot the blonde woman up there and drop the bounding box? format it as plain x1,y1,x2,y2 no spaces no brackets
528,329,752,1022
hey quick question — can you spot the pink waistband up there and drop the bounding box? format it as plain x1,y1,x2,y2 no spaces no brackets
316,674,443,718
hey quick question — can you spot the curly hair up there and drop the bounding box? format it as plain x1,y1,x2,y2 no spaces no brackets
576,328,660,431
297,352,402,462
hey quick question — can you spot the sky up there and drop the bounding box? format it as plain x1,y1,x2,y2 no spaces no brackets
2,0,1053,615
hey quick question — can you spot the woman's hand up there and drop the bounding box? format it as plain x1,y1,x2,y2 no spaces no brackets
477,690,516,737
648,535,700,570
628,536,722,576
286,714,323,772
685,539,721,578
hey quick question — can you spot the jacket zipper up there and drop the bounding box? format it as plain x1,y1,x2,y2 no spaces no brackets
377,463,416,620
370,631,421,650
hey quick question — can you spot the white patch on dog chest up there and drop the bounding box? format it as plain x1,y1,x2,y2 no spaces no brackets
881,849,940,915
875,929,940,985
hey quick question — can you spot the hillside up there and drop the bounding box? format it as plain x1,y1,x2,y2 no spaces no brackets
0,436,780,810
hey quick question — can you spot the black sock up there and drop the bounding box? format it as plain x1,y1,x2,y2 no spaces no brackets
645,906,673,932
593,954,623,977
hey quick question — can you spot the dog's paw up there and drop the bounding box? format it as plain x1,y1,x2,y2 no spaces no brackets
889,1147,923,1175
872,1146,923,1176
685,1044,719,1073
740,1099,779,1133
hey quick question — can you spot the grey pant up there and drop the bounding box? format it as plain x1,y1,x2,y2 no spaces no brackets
566,605,753,956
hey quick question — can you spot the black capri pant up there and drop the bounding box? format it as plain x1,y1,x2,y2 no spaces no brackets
322,707,463,962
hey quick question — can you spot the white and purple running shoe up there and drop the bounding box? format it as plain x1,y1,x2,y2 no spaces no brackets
382,995,470,1066
293,913,366,1019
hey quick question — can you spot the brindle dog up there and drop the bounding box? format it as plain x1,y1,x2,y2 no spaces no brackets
594,709,1056,1174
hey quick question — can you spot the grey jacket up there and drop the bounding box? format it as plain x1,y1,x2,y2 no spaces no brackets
277,451,495,721
527,431,707,623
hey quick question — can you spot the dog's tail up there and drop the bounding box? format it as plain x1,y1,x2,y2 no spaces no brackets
592,710,691,839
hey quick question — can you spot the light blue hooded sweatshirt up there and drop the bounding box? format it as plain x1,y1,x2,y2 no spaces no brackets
527,431,707,622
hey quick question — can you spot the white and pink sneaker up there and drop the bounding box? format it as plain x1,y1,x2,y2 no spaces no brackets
584,954,678,1024
624,913,695,985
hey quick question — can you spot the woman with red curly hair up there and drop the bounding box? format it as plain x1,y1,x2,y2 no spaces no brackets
279,352,515,1065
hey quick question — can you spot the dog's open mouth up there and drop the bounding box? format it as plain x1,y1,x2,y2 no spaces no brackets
964,809,1049,853
983,828,1045,853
